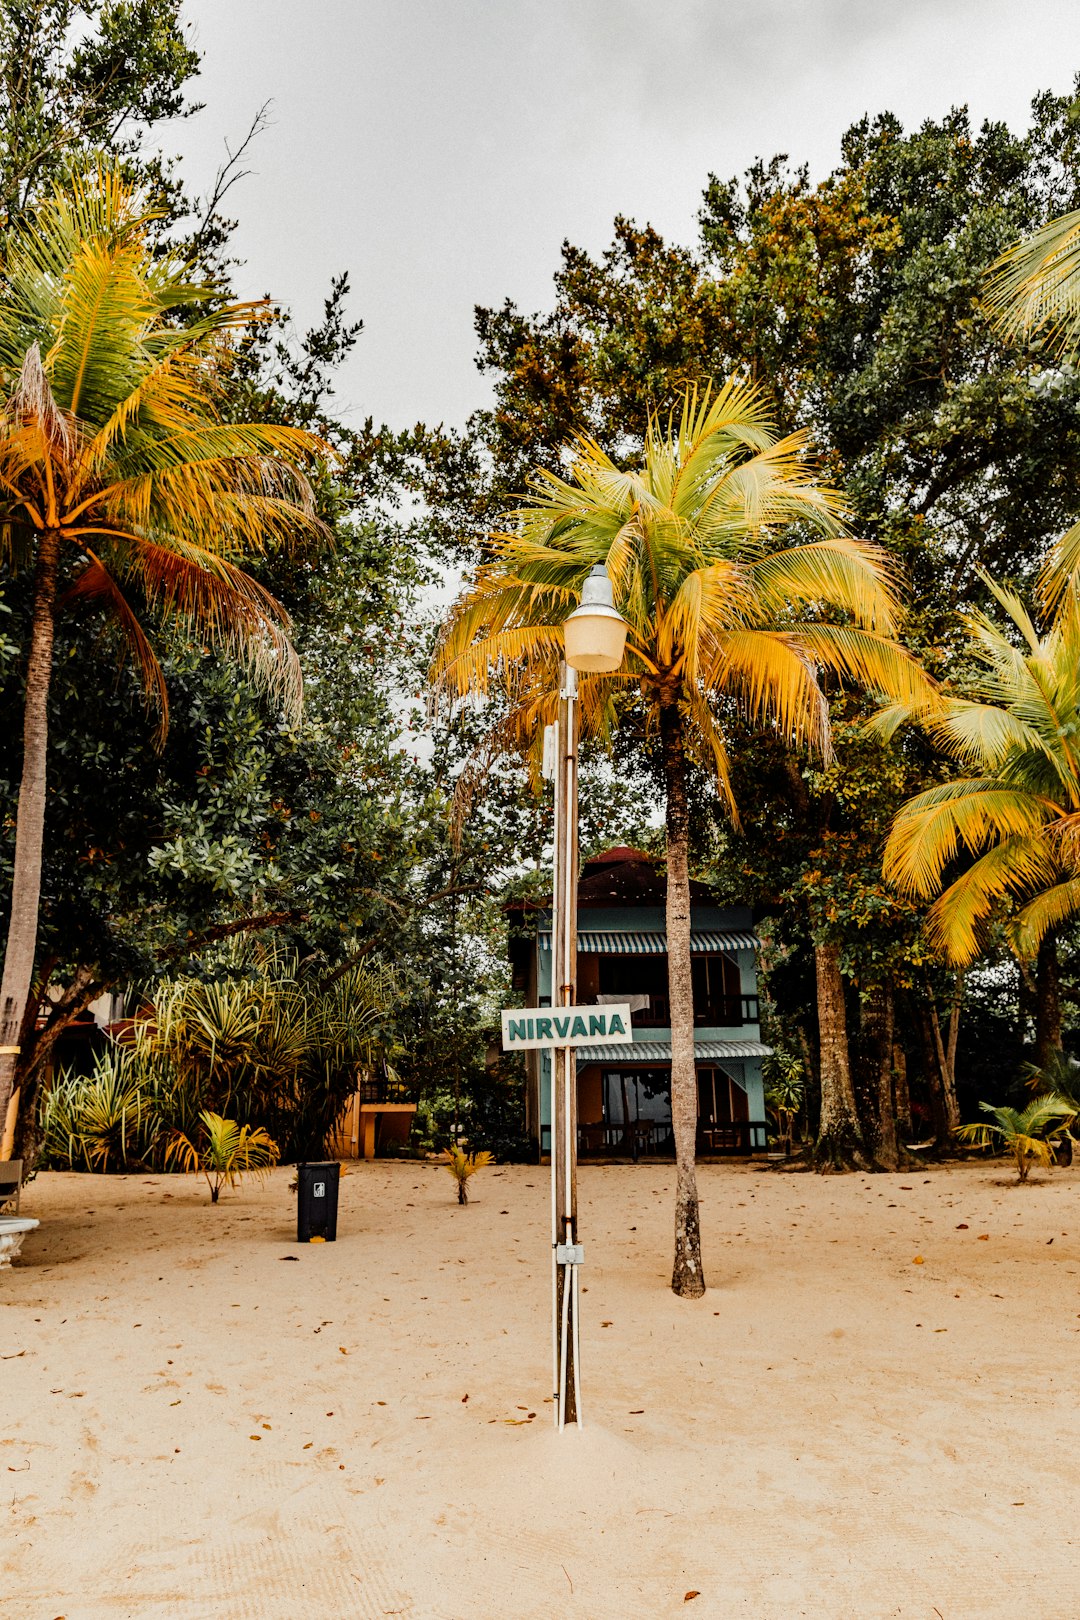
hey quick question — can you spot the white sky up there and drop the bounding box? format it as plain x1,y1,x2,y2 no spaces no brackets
162,0,1080,432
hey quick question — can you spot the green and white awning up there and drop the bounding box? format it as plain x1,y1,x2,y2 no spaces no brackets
573,1038,772,1063
538,930,759,955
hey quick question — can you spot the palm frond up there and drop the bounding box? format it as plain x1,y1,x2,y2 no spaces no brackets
983,208,1080,360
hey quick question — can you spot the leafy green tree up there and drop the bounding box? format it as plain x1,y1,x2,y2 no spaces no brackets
428,83,1080,1153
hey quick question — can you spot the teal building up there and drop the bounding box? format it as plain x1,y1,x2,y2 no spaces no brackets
508,847,770,1158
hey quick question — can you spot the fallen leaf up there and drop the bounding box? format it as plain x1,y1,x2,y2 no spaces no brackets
339,1346,348,1355
303,1443,313,1450
249,1434,261,1441
684,1593,700,1603
279,1256,299,1262
912,1256,925,1265
956,1223,969,1230
461,1394,469,1403
977,1233,989,1241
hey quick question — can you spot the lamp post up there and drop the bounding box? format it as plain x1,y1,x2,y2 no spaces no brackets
549,565,627,1431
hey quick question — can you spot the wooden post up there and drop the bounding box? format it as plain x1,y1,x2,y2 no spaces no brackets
550,661,581,1429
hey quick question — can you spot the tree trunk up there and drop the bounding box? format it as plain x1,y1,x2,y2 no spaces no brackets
870,982,898,1171
893,1041,911,1141
661,701,705,1298
1035,934,1062,1072
929,993,960,1138
13,968,106,1170
916,997,953,1147
813,942,867,1169
0,527,61,1152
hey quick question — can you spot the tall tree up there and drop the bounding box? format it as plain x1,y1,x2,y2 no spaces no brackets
433,381,932,1294
0,168,325,1144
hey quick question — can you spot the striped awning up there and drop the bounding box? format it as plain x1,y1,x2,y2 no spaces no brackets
573,1038,772,1063
538,930,759,955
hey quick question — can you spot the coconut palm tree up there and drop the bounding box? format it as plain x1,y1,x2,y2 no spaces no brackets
884,558,1080,967
432,382,934,1296
984,208,1080,363
956,1094,1076,1183
0,168,326,1144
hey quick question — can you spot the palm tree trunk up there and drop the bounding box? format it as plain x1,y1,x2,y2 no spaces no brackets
813,942,867,1169
872,982,898,1170
893,1038,911,1140
0,527,61,1151
1035,933,1062,1070
660,701,705,1298
929,995,960,1138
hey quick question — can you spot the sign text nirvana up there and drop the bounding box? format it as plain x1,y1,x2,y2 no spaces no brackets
500,1004,633,1052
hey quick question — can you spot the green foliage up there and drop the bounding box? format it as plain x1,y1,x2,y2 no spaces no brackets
956,1094,1076,1181
764,1049,806,1149
165,1112,279,1203
141,942,394,1161
39,1051,154,1171
885,567,1080,964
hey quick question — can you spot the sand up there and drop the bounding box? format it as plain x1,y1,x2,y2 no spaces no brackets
3,1158,1079,1620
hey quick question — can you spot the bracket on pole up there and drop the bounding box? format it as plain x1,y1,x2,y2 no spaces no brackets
555,1242,585,1266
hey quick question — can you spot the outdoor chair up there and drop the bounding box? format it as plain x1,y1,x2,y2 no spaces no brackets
0,1159,22,1215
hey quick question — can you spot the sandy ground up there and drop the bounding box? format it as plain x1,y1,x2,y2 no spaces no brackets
2,1159,1080,1620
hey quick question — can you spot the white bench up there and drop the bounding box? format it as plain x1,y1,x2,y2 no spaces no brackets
0,1216,38,1268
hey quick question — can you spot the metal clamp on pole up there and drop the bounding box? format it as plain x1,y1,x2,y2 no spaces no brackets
556,1230,585,1432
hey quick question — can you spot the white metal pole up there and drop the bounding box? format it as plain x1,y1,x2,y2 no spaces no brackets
549,700,564,1428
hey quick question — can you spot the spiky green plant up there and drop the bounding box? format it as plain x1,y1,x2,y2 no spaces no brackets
956,1094,1076,1182
39,1050,156,1171
443,1145,493,1205
165,1111,279,1202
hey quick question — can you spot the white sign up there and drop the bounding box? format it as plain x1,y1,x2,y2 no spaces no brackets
500,1005,633,1052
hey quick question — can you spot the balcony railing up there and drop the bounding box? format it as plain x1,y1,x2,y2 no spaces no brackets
614,993,760,1028
540,1118,768,1158
357,1074,417,1105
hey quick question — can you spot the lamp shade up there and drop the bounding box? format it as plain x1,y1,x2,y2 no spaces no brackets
563,565,628,673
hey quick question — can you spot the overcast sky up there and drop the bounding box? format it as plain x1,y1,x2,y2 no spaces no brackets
162,1,1080,432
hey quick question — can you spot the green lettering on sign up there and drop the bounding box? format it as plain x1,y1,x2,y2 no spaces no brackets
508,1019,527,1042
570,1015,588,1037
554,1016,571,1038
536,1017,553,1040
608,1013,626,1034
589,1014,605,1035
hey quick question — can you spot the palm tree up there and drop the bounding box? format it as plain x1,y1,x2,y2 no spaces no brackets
956,1094,1076,1183
983,209,1080,363
432,383,934,1295
883,562,1080,967
0,169,326,1144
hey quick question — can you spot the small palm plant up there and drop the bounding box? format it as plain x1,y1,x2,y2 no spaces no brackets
765,1051,806,1154
956,1095,1076,1182
166,1111,280,1203
443,1145,494,1205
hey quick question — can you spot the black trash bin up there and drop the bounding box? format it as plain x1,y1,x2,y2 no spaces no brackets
297,1161,340,1242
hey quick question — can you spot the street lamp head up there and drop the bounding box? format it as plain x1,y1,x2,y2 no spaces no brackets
563,564,628,673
